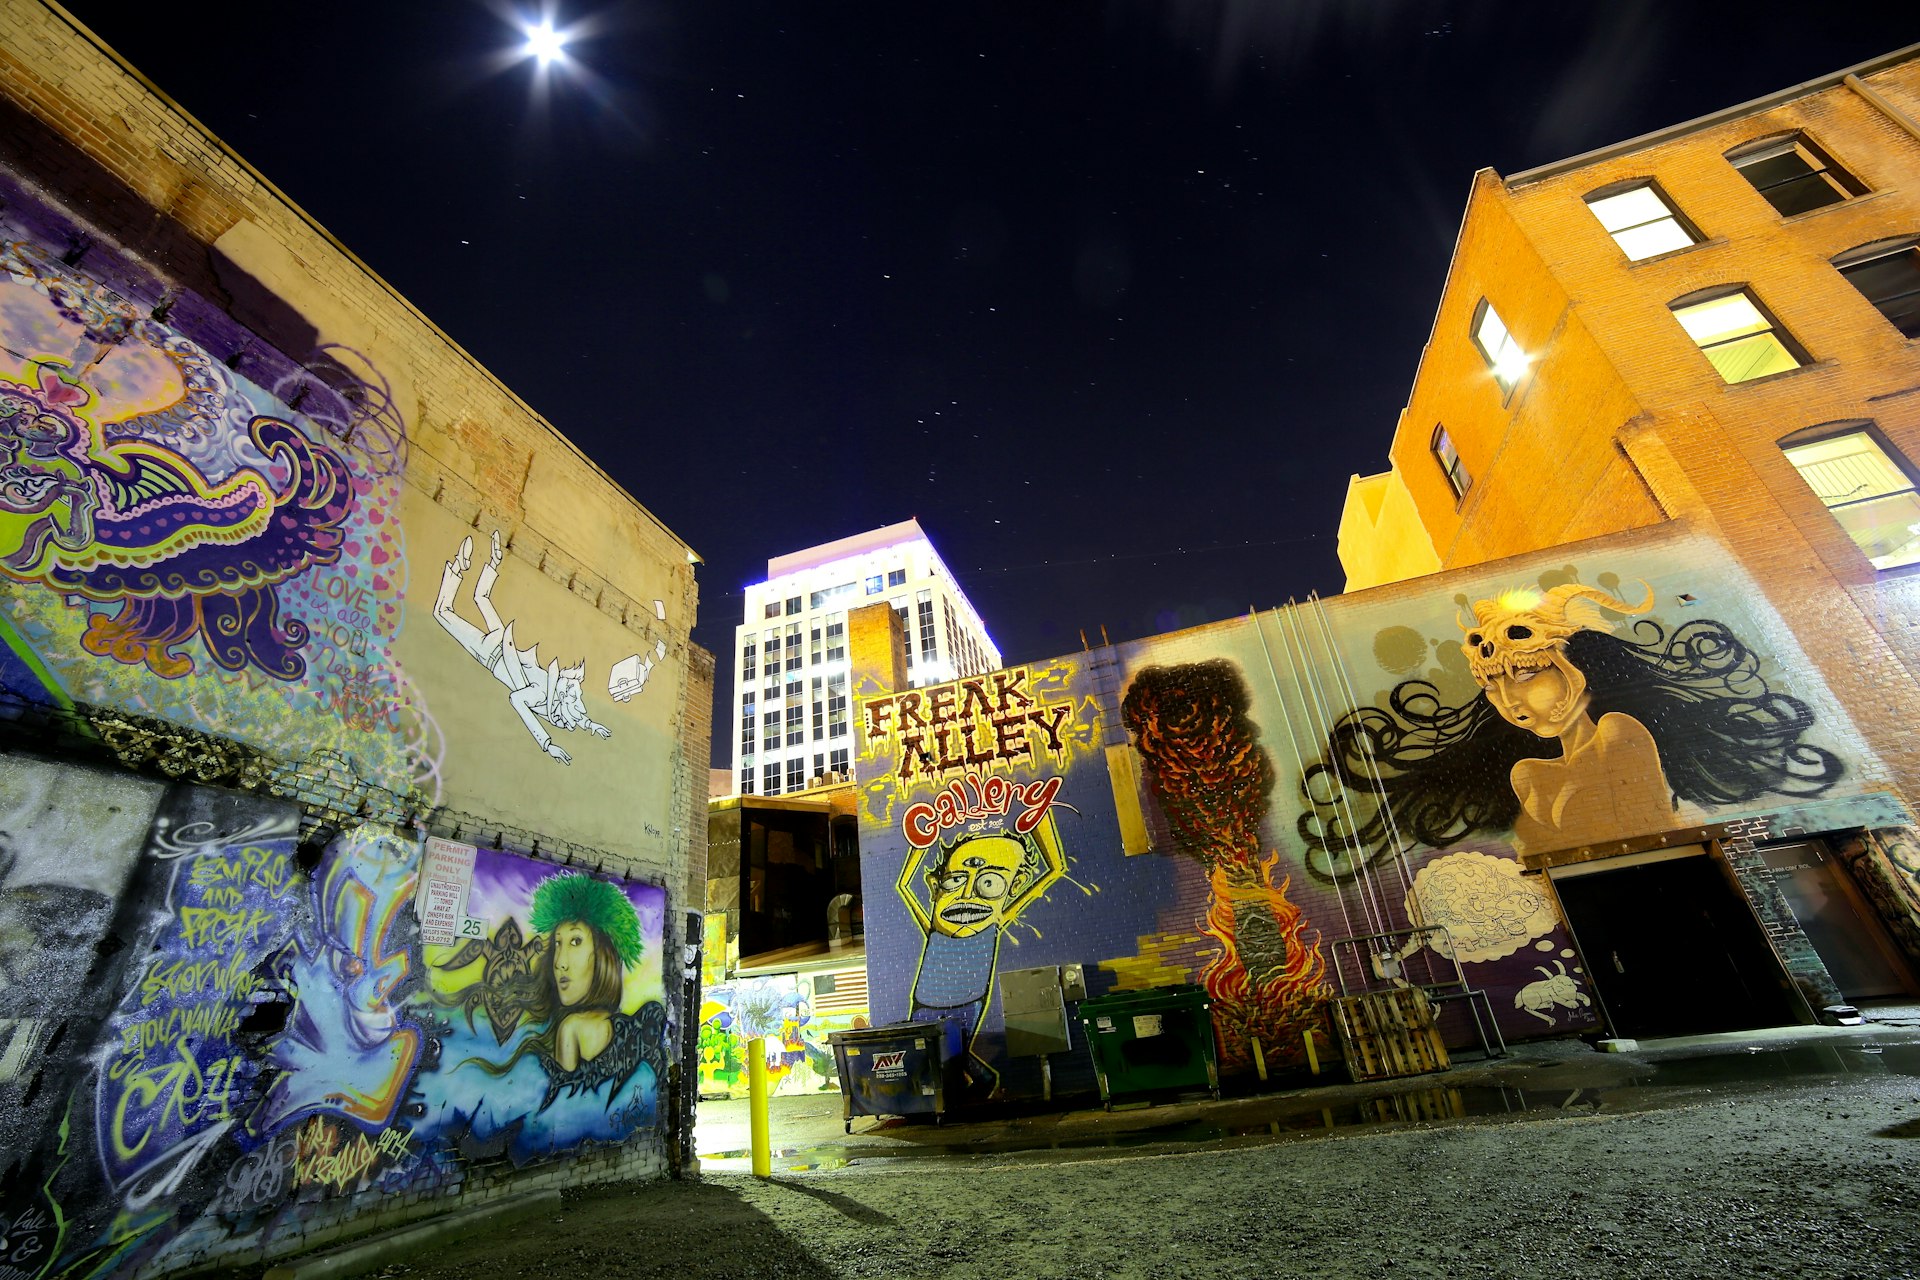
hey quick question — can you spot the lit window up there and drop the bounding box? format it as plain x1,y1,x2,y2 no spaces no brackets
1835,240,1920,339
1671,289,1803,383
1728,134,1865,218
1782,425,1920,570
763,602,780,620
1471,300,1526,394
825,613,846,662
1430,425,1470,500
865,575,883,595
1585,182,1699,261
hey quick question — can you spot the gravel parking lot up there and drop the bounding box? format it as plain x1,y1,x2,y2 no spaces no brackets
382,1042,1920,1280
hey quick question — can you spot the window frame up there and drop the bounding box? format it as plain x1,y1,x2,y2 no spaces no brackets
1778,419,1920,572
1669,286,1809,384
1726,132,1867,218
1834,238,1920,340
1429,423,1471,502
1469,299,1527,397
1583,179,1703,262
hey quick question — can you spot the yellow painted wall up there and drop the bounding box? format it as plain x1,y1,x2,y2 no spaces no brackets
1337,466,1441,591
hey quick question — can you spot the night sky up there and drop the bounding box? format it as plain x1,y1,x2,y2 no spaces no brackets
65,2,1920,765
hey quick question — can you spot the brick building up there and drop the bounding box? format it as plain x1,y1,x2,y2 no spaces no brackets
0,2,707,1273
1339,44,1920,800
1330,44,1920,1032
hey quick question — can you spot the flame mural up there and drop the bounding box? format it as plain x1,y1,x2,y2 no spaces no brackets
1122,660,1331,1071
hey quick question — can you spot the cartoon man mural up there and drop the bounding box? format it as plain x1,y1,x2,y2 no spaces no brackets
435,530,609,763
436,871,665,1113
897,820,1064,1090
1302,581,1844,871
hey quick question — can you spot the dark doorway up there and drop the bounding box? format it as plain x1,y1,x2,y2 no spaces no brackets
1760,842,1917,1000
1552,850,1801,1039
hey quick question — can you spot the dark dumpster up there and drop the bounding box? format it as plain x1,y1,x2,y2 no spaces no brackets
829,1018,963,1131
1077,983,1220,1109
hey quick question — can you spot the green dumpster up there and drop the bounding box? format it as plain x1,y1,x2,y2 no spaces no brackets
1077,983,1220,1109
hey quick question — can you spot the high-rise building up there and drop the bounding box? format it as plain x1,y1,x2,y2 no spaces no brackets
728,519,1000,797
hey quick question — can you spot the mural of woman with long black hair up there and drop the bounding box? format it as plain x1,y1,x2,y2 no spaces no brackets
1300,582,1844,878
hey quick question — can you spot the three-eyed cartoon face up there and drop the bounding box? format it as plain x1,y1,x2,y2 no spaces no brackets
928,834,1030,939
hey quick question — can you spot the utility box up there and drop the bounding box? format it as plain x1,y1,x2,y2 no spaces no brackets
1001,965,1073,1057
829,1019,962,1131
1077,984,1220,1109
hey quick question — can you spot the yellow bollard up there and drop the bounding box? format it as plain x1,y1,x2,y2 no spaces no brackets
747,1036,771,1178
1303,1027,1321,1076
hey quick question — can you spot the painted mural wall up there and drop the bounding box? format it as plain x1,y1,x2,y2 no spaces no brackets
851,528,1891,1098
0,757,672,1279
0,77,694,1280
696,972,870,1100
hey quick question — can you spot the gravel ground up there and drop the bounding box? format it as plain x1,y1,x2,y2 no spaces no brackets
377,1069,1920,1280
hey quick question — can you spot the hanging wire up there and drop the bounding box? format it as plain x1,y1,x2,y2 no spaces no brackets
1277,600,1387,945
1245,607,1357,991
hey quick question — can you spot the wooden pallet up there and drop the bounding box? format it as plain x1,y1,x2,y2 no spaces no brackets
1327,988,1451,1082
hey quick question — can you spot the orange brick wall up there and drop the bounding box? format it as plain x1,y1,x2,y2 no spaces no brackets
1372,57,1920,810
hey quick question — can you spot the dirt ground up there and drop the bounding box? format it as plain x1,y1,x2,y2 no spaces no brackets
378,1065,1920,1280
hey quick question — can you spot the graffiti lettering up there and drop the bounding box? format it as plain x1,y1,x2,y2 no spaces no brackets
178,906,275,955
108,1046,241,1166
902,772,1063,848
293,1117,412,1194
864,667,1080,783
97,803,303,1194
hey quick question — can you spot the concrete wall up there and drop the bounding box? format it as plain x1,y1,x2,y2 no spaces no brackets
0,4,703,1274
850,520,1918,1099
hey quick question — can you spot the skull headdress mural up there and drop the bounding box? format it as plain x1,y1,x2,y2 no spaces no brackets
1300,582,1845,874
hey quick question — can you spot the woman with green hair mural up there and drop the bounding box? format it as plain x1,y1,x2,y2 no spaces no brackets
435,870,666,1114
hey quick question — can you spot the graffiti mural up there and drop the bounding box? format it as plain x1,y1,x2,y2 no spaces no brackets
1403,851,1559,964
416,853,666,1161
1301,581,1844,872
434,530,611,765
856,662,1100,1095
0,51,696,1279
843,535,1901,1101
900,810,1066,1088
696,975,858,1098
1121,661,1331,1072
0,216,420,797
0,791,676,1279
